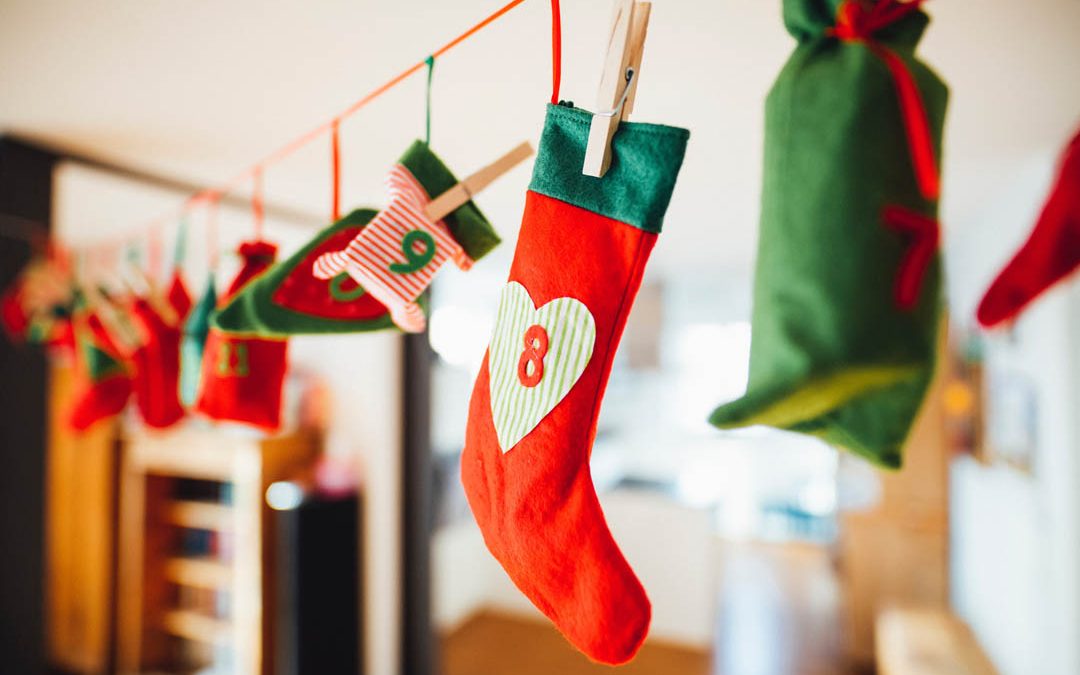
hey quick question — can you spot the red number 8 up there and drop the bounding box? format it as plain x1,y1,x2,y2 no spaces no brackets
517,324,549,388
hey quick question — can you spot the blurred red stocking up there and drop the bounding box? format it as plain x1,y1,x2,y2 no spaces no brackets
978,128,1080,327
69,309,133,431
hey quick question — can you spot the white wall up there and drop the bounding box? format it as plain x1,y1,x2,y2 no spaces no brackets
432,489,717,649
52,162,404,675
946,151,1080,675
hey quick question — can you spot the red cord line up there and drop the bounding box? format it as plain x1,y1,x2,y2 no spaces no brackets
550,0,562,104
82,0,534,254
331,119,342,222
252,168,265,241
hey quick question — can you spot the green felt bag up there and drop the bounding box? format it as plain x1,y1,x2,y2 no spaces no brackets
709,0,948,469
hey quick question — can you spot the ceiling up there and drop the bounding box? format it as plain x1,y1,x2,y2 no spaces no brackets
2,0,1080,277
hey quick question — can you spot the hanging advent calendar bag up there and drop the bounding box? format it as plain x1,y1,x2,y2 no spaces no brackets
195,241,288,431
130,294,187,429
180,276,217,407
213,141,500,336
461,103,689,664
708,0,948,469
69,307,133,431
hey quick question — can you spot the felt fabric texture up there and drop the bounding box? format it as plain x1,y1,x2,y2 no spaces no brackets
130,298,185,429
167,270,193,318
708,0,948,469
462,104,689,665
530,104,689,233
213,142,494,337
212,209,395,336
977,128,1080,327
27,302,76,356
194,329,287,431
0,282,29,343
310,163,474,333
68,310,133,431
195,241,287,431
181,276,217,407
398,140,501,261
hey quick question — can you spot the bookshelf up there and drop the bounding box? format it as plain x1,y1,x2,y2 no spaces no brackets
116,428,318,675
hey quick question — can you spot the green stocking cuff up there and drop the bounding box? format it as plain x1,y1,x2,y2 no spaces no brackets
529,103,690,234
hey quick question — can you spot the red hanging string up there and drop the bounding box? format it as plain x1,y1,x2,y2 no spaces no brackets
147,226,163,279
252,169,265,241
550,0,562,104
331,119,342,222
828,0,940,201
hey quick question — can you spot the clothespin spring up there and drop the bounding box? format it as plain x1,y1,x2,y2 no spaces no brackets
594,67,637,119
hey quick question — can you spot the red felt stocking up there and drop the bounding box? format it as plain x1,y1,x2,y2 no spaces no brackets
131,298,185,429
978,128,1080,327
1,281,29,342
195,241,287,431
69,311,133,431
167,269,193,318
461,104,688,664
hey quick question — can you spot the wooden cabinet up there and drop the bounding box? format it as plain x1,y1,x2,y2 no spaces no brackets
116,429,318,675
45,362,121,674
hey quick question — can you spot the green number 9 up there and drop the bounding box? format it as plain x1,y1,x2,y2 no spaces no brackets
389,230,436,275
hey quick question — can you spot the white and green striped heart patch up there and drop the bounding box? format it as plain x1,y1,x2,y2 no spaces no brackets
488,281,596,454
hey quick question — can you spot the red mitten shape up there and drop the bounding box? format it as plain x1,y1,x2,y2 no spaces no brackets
195,240,287,431
978,129,1080,327
131,299,185,429
461,104,688,665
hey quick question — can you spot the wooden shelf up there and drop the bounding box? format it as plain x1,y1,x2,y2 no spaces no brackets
165,500,234,531
161,609,231,645
164,557,233,590
118,429,319,675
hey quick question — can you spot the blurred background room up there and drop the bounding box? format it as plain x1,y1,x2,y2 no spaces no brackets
2,1,1080,674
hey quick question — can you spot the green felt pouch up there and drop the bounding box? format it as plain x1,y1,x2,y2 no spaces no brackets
709,0,949,469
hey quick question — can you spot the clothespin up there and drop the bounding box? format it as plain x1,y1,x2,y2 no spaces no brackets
424,141,534,221
582,0,651,178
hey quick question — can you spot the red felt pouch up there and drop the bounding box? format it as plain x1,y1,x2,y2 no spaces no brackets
131,299,185,429
195,241,288,431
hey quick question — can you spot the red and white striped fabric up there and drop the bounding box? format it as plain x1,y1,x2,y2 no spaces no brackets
312,164,472,332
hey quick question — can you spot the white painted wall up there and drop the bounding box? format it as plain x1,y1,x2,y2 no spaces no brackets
946,149,1080,675
432,489,717,649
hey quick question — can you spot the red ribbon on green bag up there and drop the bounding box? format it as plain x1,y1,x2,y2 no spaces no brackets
829,0,941,309
829,0,939,202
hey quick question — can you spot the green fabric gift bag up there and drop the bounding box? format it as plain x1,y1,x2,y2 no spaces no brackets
709,0,948,469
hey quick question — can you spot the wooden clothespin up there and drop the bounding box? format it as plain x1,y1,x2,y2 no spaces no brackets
582,0,652,178
424,141,535,221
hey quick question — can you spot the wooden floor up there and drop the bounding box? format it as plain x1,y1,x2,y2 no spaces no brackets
441,541,858,675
